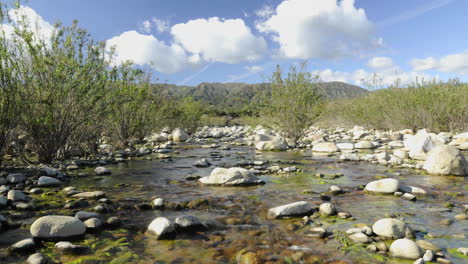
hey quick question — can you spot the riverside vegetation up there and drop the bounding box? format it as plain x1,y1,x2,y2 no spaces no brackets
1,2,468,264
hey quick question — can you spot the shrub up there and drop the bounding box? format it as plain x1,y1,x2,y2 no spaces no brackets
12,20,111,163
107,63,157,148
325,79,468,132
260,62,323,141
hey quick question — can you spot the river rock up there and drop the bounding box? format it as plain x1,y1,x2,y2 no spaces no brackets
372,218,410,239
30,215,86,240
7,190,29,202
194,158,210,167
423,250,434,262
365,178,400,194
0,196,7,207
175,215,207,231
312,142,338,153
152,198,165,209
9,238,37,254
404,129,438,160
390,238,423,260
268,201,313,219
75,211,99,221
319,203,336,216
199,167,264,186
349,233,372,243
255,135,288,151
26,253,48,264
416,240,440,251
83,218,102,230
7,173,26,183
457,247,468,256
422,146,468,176
172,128,189,142
336,143,354,150
355,141,375,149
95,166,111,175
147,217,175,239
71,191,105,199
54,241,89,254
37,176,61,187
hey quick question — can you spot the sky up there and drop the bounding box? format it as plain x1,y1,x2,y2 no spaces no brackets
3,0,468,87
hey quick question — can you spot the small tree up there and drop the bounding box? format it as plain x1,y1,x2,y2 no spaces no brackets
13,19,111,163
262,62,322,142
0,3,20,164
107,63,157,148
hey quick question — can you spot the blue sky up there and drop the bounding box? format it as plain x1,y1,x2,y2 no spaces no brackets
9,0,468,86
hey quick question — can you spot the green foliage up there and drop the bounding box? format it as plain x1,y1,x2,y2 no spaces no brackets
10,18,111,163
323,79,468,132
260,62,323,142
108,62,158,148
159,96,206,133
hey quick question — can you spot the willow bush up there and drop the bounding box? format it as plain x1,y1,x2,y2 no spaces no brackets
324,80,468,132
260,62,323,142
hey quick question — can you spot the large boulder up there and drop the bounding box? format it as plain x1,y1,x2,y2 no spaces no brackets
30,215,86,240
255,134,288,151
199,167,264,186
365,178,400,194
422,146,468,176
312,142,338,153
147,217,175,239
268,201,313,219
390,239,423,260
172,128,189,142
403,129,440,160
372,218,411,239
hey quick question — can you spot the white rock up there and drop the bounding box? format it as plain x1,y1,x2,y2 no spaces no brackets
172,128,189,142
422,250,434,262
319,203,336,216
30,215,86,239
422,146,468,176
268,201,313,219
365,178,400,194
336,143,354,150
390,238,423,260
199,167,264,186
372,218,410,239
152,198,165,208
255,135,288,151
312,142,338,153
26,253,47,264
393,149,409,159
355,141,375,149
404,129,439,160
147,217,175,238
7,190,29,202
349,232,372,243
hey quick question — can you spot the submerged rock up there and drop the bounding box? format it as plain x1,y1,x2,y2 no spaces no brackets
199,167,264,186
30,215,86,240
175,215,207,232
54,241,89,254
95,166,111,175
365,178,400,194
71,191,105,199
422,146,468,176
9,238,37,254
268,201,313,219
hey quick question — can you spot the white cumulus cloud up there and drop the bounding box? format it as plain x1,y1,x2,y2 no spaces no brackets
256,0,382,60
314,56,435,87
106,30,200,74
410,51,468,75
171,17,267,64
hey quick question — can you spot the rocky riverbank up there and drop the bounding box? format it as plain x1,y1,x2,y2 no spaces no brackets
0,125,467,263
